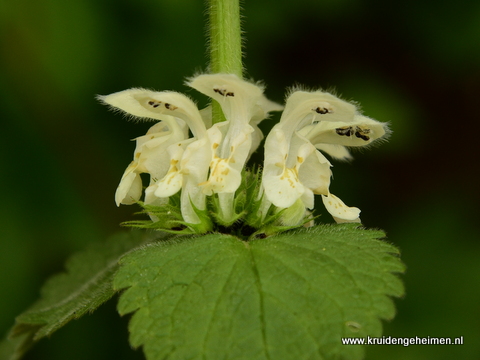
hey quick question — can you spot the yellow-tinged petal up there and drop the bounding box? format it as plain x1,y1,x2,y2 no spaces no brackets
263,128,289,169
321,193,361,222
200,157,241,195
135,120,187,179
179,137,211,223
263,166,305,208
298,149,332,195
115,170,142,206
154,159,183,198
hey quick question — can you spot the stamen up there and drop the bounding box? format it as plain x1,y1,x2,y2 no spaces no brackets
314,106,331,114
354,126,370,141
213,87,235,97
148,100,161,108
164,103,178,111
335,126,354,137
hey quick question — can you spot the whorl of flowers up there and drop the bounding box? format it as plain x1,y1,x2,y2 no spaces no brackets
99,73,389,237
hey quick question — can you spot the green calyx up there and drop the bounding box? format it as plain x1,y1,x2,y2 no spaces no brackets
122,168,314,240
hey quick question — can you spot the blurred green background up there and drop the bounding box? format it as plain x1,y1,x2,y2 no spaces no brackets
1,0,479,359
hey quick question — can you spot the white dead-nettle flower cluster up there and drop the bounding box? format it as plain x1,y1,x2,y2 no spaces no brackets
98,74,388,227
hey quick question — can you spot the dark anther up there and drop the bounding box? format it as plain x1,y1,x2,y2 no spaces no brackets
354,126,370,141
315,107,329,114
213,88,234,97
335,126,353,136
355,132,370,141
213,88,226,96
148,100,160,108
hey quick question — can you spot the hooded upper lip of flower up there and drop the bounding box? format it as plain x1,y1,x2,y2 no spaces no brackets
262,89,389,222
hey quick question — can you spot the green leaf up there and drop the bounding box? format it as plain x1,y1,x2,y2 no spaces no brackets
114,224,404,360
4,230,172,360
0,332,35,360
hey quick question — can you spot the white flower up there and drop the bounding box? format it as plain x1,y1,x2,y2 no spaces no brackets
114,119,187,206
99,74,281,224
100,76,387,230
98,89,210,223
187,74,282,221
188,74,282,195
262,90,388,223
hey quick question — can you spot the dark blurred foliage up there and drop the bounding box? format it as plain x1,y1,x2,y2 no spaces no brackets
1,0,479,359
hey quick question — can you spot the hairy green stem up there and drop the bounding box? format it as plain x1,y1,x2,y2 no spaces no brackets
209,0,242,75
208,0,243,124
